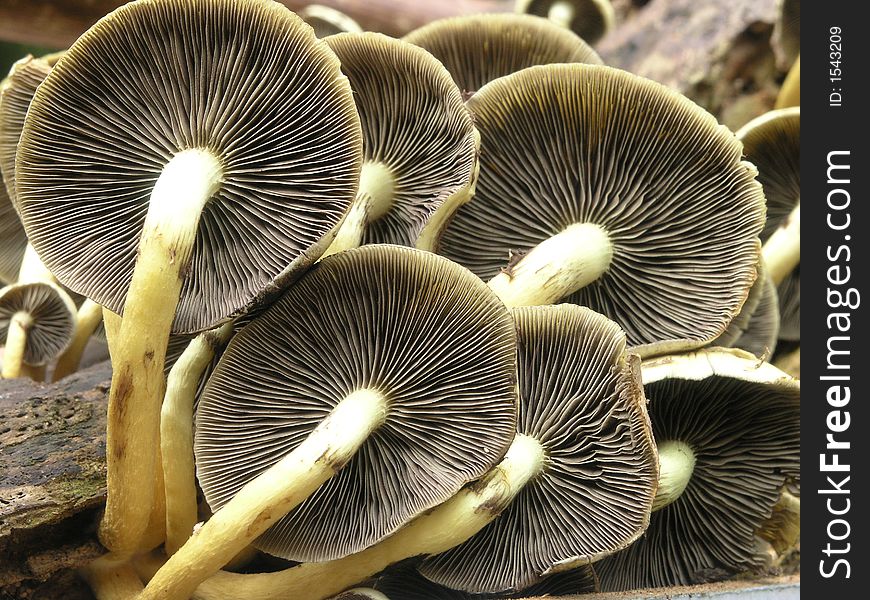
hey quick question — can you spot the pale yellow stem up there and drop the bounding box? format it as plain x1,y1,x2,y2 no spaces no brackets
17,243,56,284
762,204,800,286
52,298,104,381
651,440,696,511
488,223,613,307
322,161,395,257
141,388,389,600
99,148,222,558
79,556,145,600
192,434,546,600
2,311,32,379
162,322,235,556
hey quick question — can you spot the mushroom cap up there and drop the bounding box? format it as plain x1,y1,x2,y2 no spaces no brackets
595,348,800,591
732,270,780,357
324,33,477,246
194,244,518,562
437,64,765,356
419,304,656,593
712,260,779,358
0,281,77,366
772,0,800,70
299,4,363,38
374,562,598,599
0,181,24,285
515,0,616,44
737,107,800,342
0,53,63,206
403,14,602,97
15,0,362,335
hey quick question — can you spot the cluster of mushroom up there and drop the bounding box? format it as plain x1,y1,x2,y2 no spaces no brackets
0,0,800,598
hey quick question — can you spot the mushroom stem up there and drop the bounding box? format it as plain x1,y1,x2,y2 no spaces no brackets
1,310,33,378
79,556,145,600
99,148,222,557
191,434,546,600
162,322,235,556
547,2,575,29
323,161,397,257
16,243,55,284
141,388,389,600
775,55,800,109
651,440,696,511
762,203,800,286
52,298,103,381
487,223,613,307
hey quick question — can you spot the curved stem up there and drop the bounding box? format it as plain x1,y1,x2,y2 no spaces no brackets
487,223,613,307
162,322,235,556
99,148,222,557
192,434,546,600
52,298,103,381
17,243,56,284
762,203,800,286
322,161,396,257
651,440,696,512
2,310,32,378
775,55,800,109
141,388,388,600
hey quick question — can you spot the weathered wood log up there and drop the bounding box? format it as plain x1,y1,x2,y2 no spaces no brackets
0,361,110,597
598,0,783,130
0,0,514,49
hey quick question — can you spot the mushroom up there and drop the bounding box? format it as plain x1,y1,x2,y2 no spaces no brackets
0,52,106,382
320,33,478,255
0,173,26,285
142,244,518,599
330,590,388,600
515,0,616,44
771,0,800,71
736,107,800,343
191,304,654,600
434,63,765,357
0,277,75,379
16,0,363,556
403,14,602,99
595,348,800,591
299,4,363,37
373,563,597,598
418,304,656,593
712,260,779,359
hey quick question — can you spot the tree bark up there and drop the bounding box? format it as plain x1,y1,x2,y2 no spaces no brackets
0,361,111,597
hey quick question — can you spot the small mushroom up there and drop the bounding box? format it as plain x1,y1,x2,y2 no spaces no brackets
515,0,616,44
16,0,362,556
435,64,765,357
736,107,800,343
321,33,478,255
299,4,363,37
143,244,517,599
595,348,800,591
0,279,76,378
403,14,601,98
